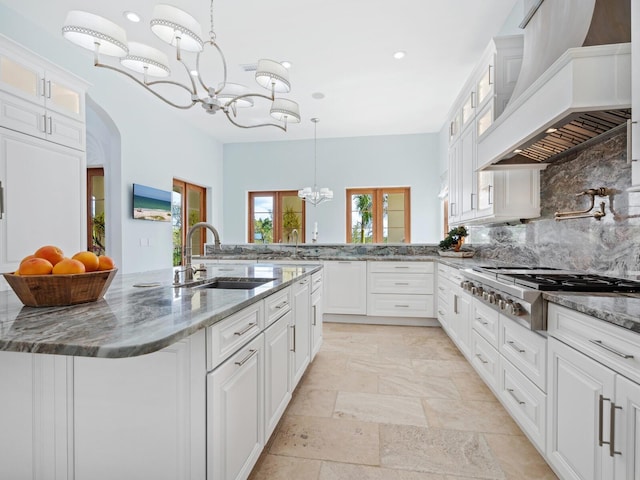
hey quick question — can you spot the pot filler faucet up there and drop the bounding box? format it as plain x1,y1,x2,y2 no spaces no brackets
182,222,221,281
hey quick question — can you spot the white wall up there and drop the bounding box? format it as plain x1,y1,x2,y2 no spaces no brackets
223,133,441,244
0,3,224,273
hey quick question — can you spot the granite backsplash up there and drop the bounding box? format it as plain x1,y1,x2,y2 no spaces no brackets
469,130,640,277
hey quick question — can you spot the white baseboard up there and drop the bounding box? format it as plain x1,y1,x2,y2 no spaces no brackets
324,313,440,327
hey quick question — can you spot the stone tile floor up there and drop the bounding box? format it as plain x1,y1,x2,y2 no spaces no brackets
249,323,558,480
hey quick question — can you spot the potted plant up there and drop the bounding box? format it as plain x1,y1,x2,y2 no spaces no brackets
439,226,469,252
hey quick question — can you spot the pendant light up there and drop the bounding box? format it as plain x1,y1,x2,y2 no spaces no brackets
298,118,333,205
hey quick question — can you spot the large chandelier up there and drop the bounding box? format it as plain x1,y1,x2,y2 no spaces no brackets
298,118,333,206
61,1,301,131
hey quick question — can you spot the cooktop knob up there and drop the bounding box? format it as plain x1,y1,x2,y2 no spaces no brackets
470,286,477,295
476,286,484,297
510,302,522,316
488,293,497,304
498,299,506,310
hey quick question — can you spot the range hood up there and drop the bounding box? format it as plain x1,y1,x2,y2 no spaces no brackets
477,0,631,170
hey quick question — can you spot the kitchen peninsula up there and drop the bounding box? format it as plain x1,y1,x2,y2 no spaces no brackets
0,263,322,480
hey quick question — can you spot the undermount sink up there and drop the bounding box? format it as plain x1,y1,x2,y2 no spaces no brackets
191,277,275,290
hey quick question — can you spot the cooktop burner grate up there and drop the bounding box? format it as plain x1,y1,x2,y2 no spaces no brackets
509,273,640,292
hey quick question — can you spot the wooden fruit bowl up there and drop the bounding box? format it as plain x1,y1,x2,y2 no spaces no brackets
3,269,117,307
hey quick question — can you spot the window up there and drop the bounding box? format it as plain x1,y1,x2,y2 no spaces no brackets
249,191,306,243
87,167,105,255
172,180,207,266
347,187,410,243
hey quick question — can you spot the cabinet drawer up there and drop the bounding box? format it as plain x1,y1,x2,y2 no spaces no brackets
207,302,264,370
264,287,291,327
368,261,434,274
369,273,433,294
499,358,546,453
499,317,547,392
471,329,500,391
311,270,323,292
472,300,499,349
548,303,640,385
368,294,434,318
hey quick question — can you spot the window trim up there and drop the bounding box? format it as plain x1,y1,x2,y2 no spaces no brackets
346,187,411,243
248,190,306,244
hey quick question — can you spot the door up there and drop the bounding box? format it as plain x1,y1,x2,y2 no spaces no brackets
323,261,367,314
614,375,640,480
264,313,291,441
0,128,84,272
547,337,615,480
208,333,264,480
291,277,310,389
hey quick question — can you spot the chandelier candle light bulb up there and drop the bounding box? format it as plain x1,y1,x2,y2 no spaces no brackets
298,118,333,206
61,1,300,131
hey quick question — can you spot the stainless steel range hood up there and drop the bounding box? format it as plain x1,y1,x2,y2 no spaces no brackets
477,0,631,170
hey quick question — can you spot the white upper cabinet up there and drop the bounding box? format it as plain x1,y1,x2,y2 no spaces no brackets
446,35,543,226
0,35,87,150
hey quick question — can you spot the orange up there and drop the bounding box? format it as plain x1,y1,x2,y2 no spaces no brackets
52,258,85,275
19,254,36,266
97,255,116,271
72,251,100,272
34,245,65,266
19,257,54,275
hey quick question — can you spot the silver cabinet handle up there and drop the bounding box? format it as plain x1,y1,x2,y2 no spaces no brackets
438,286,446,292
41,77,46,97
395,304,410,308
488,185,493,205
42,114,47,133
488,64,494,85
48,116,53,134
471,91,476,108
275,301,288,309
234,349,257,367
46,80,52,98
438,309,446,316
0,180,4,219
299,278,309,285
394,282,409,286
609,402,622,457
475,353,488,364
338,261,352,264
589,339,634,359
233,322,256,336
290,325,296,352
507,388,525,405
312,305,317,326
394,266,410,269
470,192,475,210
507,340,526,353
476,318,489,326
599,394,613,449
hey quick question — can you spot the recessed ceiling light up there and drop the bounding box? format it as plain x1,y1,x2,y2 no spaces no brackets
311,92,325,100
545,127,558,133
123,11,140,23
281,61,292,69
393,51,406,60
513,149,523,154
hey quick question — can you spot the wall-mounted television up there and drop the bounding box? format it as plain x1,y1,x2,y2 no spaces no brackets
132,183,172,222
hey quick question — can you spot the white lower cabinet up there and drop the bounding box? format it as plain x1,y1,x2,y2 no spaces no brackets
323,261,367,314
74,330,207,480
208,333,264,480
310,270,323,360
547,303,640,480
290,277,311,389
264,311,292,441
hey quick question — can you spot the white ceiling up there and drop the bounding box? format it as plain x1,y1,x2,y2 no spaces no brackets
1,0,520,143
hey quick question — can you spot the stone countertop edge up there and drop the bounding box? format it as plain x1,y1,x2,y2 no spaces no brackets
0,263,321,359
543,292,640,334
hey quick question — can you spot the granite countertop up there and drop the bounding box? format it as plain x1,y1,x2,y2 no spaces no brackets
0,263,320,358
543,292,640,334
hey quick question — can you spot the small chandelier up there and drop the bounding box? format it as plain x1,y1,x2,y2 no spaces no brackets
61,1,301,131
298,118,333,206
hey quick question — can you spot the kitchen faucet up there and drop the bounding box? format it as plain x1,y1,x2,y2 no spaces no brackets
182,222,221,281
291,228,299,255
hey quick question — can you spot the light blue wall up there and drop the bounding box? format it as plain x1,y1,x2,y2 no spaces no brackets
223,133,441,244
0,3,224,273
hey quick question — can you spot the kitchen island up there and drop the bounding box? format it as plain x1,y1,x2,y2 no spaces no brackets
0,263,321,480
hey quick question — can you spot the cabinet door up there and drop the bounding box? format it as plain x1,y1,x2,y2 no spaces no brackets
43,69,84,121
291,277,310,388
0,91,46,140
614,375,640,480
264,312,292,441
311,285,323,360
0,128,85,273
448,141,461,224
0,51,44,107
208,333,264,480
459,123,476,221
75,330,207,480
547,337,615,480
450,289,471,357
323,261,367,314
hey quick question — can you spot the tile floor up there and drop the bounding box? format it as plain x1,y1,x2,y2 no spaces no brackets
249,322,559,480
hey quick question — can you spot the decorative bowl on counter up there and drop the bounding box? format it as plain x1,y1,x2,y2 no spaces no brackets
3,269,118,307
